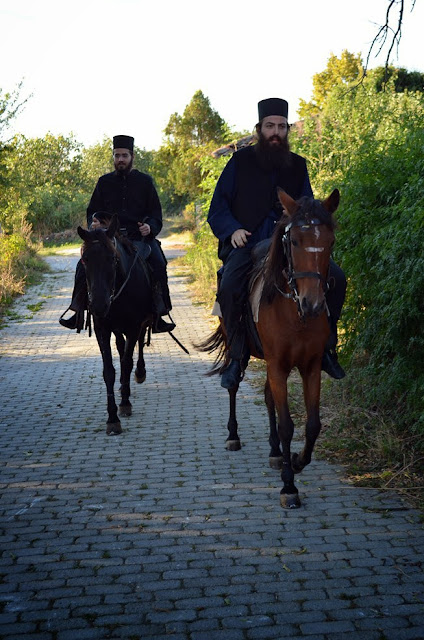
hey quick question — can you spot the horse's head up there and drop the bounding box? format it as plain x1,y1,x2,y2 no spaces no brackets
77,215,119,318
274,189,339,318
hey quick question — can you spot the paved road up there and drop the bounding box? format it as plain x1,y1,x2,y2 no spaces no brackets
0,239,423,640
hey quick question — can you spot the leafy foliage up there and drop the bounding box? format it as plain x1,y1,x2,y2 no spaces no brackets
157,90,232,207
298,50,363,118
294,60,424,433
1,133,87,235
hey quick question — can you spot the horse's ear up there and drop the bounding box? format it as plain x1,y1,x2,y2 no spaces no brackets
78,226,90,241
106,214,119,238
322,189,340,214
277,188,298,216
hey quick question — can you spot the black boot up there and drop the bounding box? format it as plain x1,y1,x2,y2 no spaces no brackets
59,313,77,329
152,316,176,333
151,281,175,333
322,349,345,379
59,310,85,332
221,359,242,389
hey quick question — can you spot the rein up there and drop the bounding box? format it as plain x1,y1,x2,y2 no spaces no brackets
276,218,329,316
110,238,142,303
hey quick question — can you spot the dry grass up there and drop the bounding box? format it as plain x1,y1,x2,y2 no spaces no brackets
0,228,47,319
317,379,424,510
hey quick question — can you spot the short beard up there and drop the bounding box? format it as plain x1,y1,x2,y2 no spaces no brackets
114,157,133,175
255,131,291,171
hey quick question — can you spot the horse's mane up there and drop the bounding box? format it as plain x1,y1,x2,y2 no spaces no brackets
82,228,137,255
261,196,335,304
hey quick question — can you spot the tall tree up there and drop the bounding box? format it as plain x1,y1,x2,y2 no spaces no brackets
0,81,29,195
158,90,230,208
298,50,363,118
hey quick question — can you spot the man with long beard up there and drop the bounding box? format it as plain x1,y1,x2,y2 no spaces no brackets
208,98,346,389
60,135,175,333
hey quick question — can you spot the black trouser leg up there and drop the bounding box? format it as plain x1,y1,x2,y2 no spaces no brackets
69,260,88,311
59,260,87,331
137,240,172,313
133,239,175,333
217,246,252,361
325,259,346,350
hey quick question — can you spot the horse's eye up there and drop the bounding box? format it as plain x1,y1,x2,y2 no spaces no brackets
291,239,298,247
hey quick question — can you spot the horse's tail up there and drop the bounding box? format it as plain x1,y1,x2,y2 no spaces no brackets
194,325,229,376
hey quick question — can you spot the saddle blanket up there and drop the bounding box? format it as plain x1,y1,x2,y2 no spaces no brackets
211,273,265,323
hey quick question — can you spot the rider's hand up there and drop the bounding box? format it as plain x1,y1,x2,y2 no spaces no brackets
231,228,251,248
138,221,151,237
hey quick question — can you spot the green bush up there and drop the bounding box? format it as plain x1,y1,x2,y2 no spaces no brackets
295,83,424,432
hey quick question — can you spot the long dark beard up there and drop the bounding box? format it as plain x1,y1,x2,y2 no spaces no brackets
255,132,291,171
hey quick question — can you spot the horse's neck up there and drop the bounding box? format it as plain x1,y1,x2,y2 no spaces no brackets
115,240,133,276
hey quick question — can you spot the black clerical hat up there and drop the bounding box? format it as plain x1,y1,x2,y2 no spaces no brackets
257,98,288,121
113,135,134,152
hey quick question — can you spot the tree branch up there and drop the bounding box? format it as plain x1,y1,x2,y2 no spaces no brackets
364,0,416,77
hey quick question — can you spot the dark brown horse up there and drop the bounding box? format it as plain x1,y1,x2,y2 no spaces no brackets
200,188,339,508
77,216,153,435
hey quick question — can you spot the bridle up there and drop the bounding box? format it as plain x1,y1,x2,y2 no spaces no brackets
84,236,141,309
275,218,330,317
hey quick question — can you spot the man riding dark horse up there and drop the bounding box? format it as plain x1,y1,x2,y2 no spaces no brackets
60,134,175,334
207,97,346,389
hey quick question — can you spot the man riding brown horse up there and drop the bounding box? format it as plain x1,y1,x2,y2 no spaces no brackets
207,97,346,388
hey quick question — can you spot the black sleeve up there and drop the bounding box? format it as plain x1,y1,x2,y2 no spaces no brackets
144,178,163,238
86,180,105,228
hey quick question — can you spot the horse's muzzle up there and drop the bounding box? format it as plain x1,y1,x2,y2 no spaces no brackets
299,296,326,318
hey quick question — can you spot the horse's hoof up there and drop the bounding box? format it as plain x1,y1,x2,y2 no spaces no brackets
119,404,132,417
225,439,241,451
134,369,146,384
280,492,301,509
269,456,284,470
106,421,122,435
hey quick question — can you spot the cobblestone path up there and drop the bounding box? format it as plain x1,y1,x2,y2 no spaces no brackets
0,239,423,640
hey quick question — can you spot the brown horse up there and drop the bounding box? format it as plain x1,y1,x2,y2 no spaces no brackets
200,188,339,508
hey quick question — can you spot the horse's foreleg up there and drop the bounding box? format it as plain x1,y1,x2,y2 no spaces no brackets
226,386,241,451
268,366,301,508
265,376,283,469
115,332,125,359
119,334,138,417
96,329,121,435
134,327,147,384
292,364,322,474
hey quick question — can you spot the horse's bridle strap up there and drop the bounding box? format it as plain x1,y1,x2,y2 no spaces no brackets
290,271,326,282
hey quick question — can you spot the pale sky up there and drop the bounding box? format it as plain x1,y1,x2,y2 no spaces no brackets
1,0,423,150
